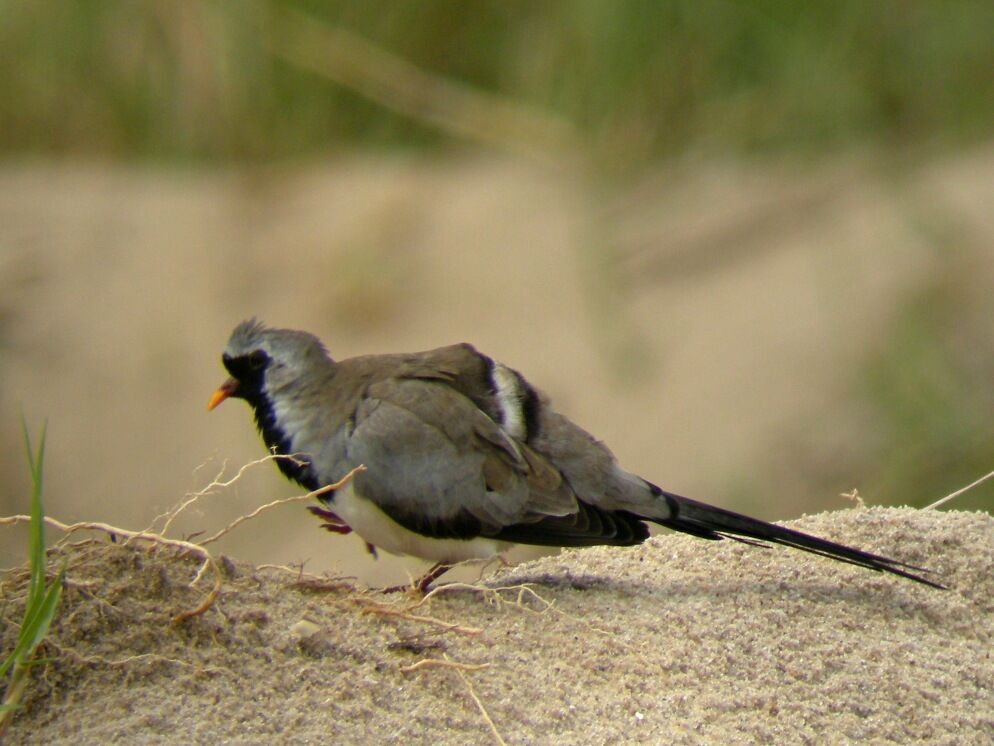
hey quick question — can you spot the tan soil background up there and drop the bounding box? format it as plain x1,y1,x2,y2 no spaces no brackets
2,150,994,741
2,149,994,586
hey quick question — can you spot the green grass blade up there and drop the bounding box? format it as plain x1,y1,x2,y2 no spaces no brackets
0,572,66,683
19,568,64,656
1,420,59,684
3,569,64,672
20,417,48,607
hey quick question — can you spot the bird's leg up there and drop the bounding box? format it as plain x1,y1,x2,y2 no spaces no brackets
416,563,451,593
382,563,451,595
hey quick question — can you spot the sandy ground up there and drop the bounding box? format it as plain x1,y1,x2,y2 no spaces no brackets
1,507,990,744
2,148,994,588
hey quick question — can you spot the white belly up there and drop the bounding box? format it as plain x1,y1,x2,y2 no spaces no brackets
332,481,510,563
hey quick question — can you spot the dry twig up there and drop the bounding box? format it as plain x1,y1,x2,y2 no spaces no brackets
0,465,366,623
353,599,482,636
143,453,309,540
418,582,554,614
0,515,223,625
445,653,506,746
399,658,489,675
47,641,234,678
199,478,344,546
839,488,867,508
924,467,994,510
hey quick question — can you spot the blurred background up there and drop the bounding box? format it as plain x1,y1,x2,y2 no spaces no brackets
2,1,993,585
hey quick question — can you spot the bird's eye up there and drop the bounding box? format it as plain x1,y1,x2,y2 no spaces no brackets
247,350,268,370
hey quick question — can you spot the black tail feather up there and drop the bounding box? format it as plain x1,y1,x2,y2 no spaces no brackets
648,490,946,590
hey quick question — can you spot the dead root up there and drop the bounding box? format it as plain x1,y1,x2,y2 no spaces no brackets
0,464,366,624
46,640,235,678
398,651,505,746
398,657,489,674
354,598,483,636
418,581,556,613
449,653,507,746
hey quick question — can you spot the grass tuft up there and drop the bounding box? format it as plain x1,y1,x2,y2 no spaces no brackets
0,420,65,735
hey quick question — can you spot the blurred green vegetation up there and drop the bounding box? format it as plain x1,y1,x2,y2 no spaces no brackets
860,253,994,512
1,0,991,516
763,227,994,514
1,0,993,163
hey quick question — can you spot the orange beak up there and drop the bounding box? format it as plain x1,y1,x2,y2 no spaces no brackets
207,378,239,411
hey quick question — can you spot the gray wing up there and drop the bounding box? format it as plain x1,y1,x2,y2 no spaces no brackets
344,378,647,545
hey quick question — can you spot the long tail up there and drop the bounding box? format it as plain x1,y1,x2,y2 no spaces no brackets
648,488,945,589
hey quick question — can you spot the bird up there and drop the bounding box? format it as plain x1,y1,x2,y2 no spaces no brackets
208,319,943,592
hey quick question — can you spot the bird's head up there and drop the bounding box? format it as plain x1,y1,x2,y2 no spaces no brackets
207,319,332,411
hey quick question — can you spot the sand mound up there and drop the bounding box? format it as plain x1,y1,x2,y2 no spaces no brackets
2,507,991,744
